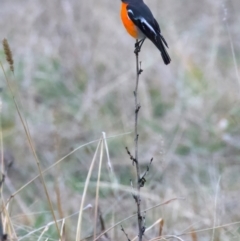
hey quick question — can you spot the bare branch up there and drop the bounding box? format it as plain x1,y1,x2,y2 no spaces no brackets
121,225,131,241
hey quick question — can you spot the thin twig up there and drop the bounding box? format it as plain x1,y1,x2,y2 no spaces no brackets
139,158,153,187
134,40,143,241
98,207,108,238
121,225,131,241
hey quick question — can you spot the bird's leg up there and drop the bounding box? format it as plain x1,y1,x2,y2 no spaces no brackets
134,38,145,54
138,38,145,50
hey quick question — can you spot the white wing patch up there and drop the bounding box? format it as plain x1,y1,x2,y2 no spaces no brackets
127,9,134,15
127,8,157,36
139,17,157,35
127,9,134,20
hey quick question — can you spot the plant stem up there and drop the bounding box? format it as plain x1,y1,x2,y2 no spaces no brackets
134,40,143,241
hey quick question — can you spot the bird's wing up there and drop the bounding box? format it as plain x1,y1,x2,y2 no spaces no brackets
126,4,164,44
127,4,170,64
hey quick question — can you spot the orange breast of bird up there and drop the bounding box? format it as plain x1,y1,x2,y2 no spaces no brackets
121,3,138,39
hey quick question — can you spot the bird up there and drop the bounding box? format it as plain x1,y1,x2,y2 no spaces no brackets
120,0,171,65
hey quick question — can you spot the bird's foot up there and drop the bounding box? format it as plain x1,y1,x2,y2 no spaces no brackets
134,46,140,54
134,39,145,54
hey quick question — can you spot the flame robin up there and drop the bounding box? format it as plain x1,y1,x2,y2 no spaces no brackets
121,0,171,65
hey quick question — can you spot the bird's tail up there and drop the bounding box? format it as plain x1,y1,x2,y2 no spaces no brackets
153,35,171,65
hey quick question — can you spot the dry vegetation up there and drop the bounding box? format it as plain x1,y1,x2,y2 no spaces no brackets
0,0,240,240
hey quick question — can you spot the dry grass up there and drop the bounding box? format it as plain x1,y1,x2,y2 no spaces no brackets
0,0,240,240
